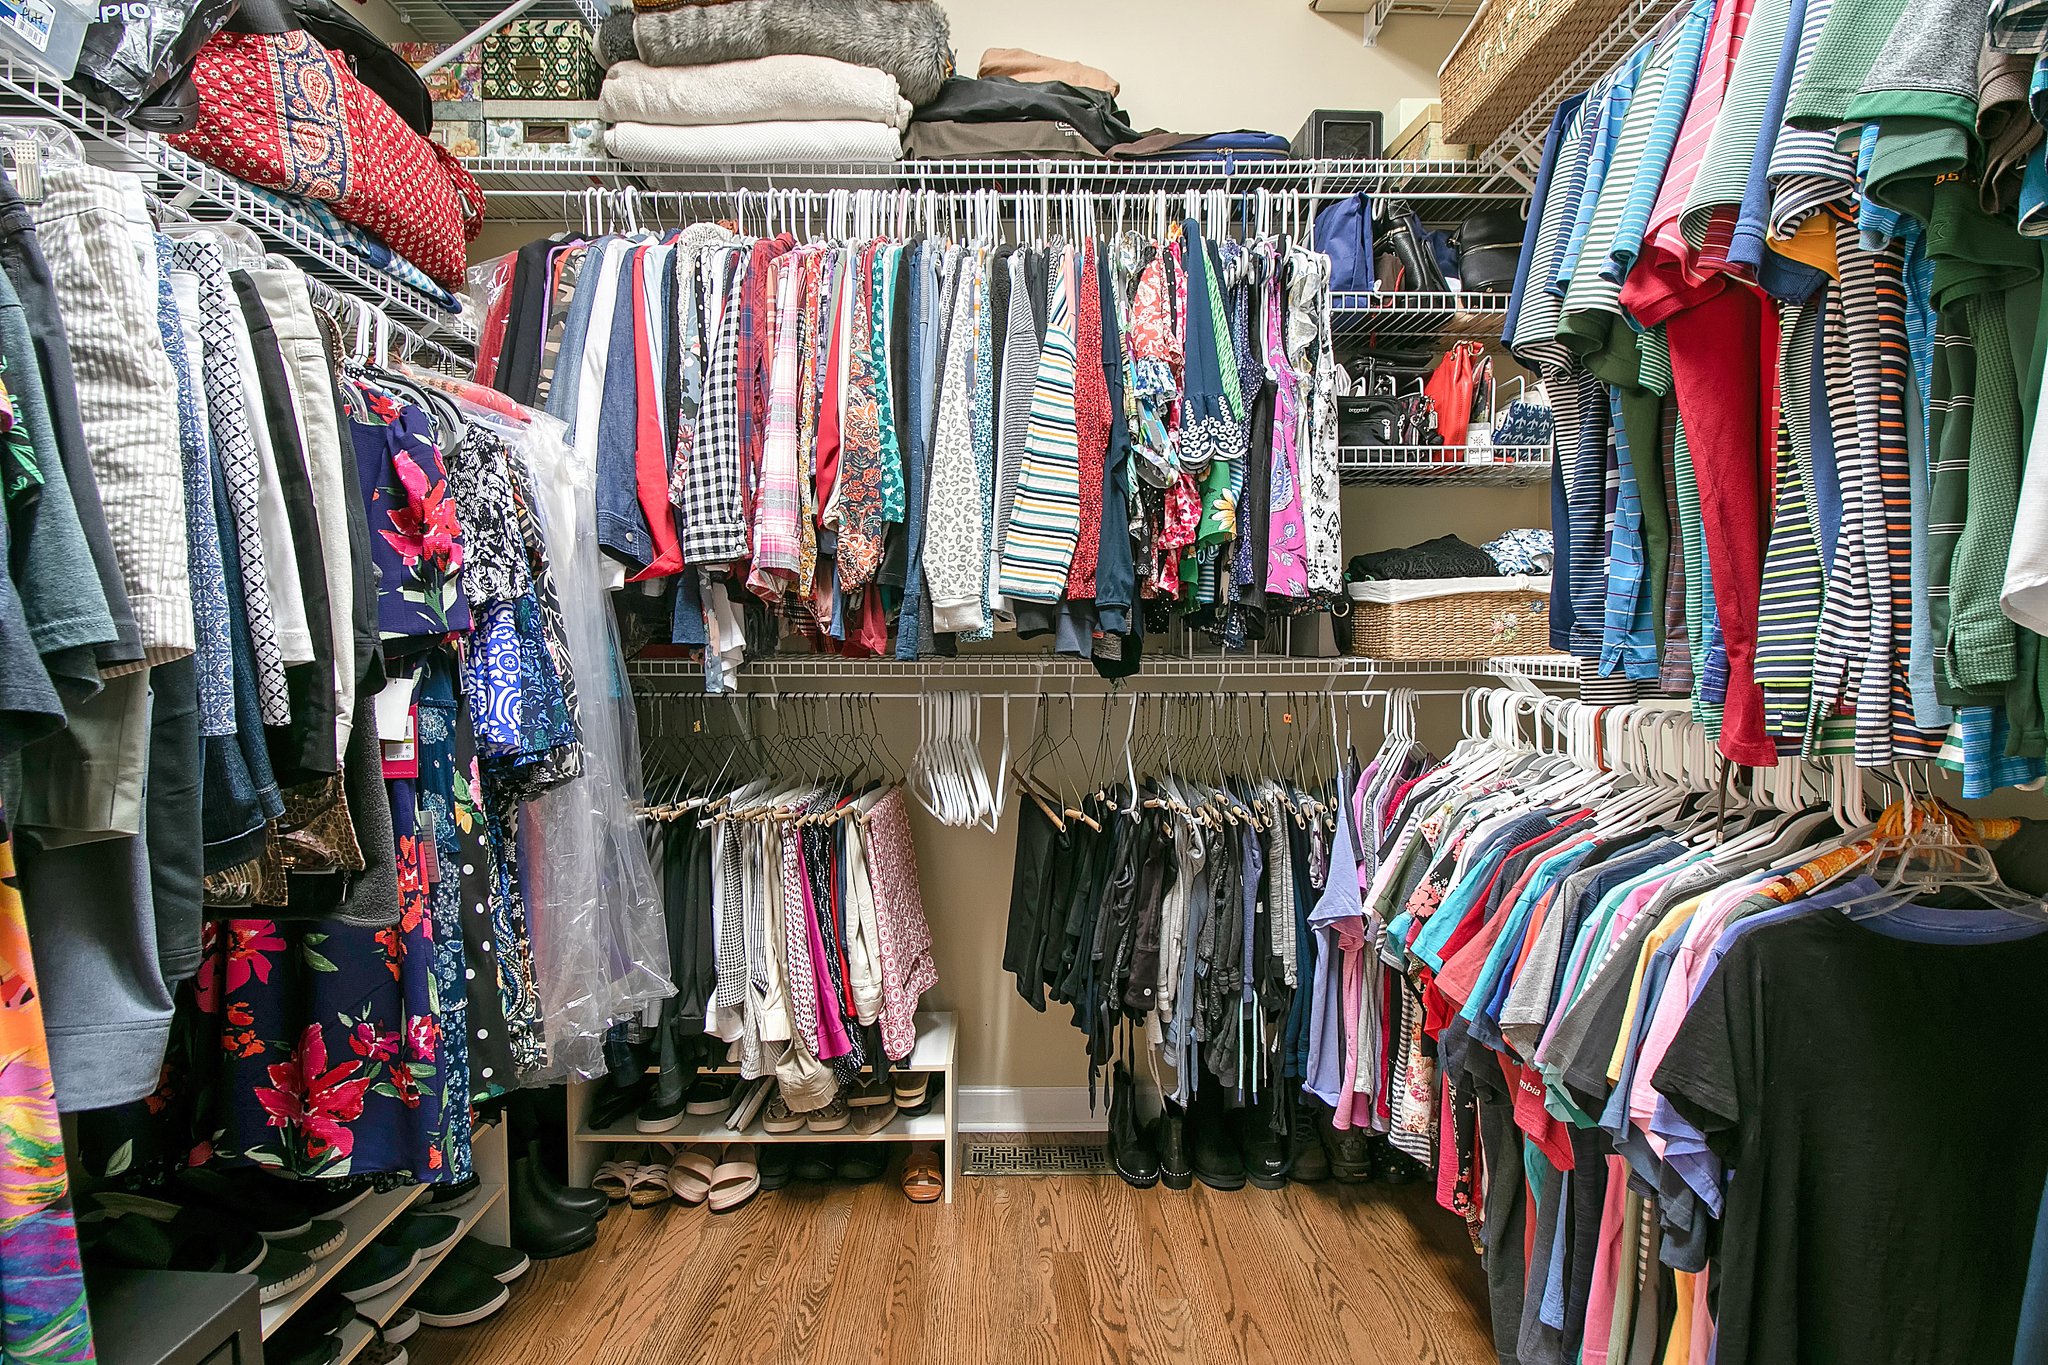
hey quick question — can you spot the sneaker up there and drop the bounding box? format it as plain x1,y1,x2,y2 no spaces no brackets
683,1074,736,1116
377,1214,463,1261
333,1243,418,1302
426,1176,481,1211
380,1307,421,1346
270,1219,347,1262
407,1259,510,1329
634,1090,689,1134
450,1238,531,1285
757,1145,794,1191
257,1246,318,1304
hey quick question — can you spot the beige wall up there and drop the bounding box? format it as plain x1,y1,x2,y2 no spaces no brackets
937,0,1464,138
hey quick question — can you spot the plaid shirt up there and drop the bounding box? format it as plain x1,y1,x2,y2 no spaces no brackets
680,250,749,566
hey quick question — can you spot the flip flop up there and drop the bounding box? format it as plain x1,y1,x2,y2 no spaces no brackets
761,1095,805,1134
627,1162,673,1208
850,1100,897,1136
667,1146,717,1205
592,1155,637,1202
803,1097,849,1133
891,1073,929,1107
901,1148,943,1204
706,1145,760,1214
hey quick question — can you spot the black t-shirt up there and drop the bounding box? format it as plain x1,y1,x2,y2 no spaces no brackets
1654,909,2048,1365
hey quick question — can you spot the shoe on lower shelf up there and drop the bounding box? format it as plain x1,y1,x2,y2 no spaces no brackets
257,1246,318,1304
451,1238,530,1284
760,1096,804,1135
426,1177,481,1211
379,1307,421,1346
407,1259,511,1329
270,1219,347,1263
333,1243,418,1302
849,1100,897,1137
360,1334,407,1365
847,1073,891,1108
377,1213,463,1261
757,1145,794,1191
803,1098,850,1133
683,1074,736,1115
634,1090,689,1134
791,1148,837,1183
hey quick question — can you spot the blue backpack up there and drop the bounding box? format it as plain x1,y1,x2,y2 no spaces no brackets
1314,193,1376,294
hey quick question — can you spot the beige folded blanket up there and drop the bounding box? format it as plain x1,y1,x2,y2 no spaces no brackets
600,55,911,129
605,118,903,164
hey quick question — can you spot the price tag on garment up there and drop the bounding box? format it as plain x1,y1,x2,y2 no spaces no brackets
382,706,419,780
375,673,420,743
417,808,440,885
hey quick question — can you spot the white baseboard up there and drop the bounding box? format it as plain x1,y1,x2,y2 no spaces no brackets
956,1086,1107,1133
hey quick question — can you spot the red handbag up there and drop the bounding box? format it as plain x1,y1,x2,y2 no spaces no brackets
1424,340,1487,450
170,29,484,290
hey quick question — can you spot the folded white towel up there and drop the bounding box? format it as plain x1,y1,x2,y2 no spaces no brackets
600,56,911,130
605,119,902,165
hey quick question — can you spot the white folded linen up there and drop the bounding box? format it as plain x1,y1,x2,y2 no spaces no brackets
600,55,911,130
605,118,902,165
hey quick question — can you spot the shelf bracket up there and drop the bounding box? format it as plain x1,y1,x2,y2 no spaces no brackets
416,0,545,76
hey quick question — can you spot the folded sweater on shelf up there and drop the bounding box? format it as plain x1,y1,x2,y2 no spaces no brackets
602,0,952,104
599,56,911,129
604,118,902,165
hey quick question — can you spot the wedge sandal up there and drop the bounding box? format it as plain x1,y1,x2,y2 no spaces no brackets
626,1162,673,1208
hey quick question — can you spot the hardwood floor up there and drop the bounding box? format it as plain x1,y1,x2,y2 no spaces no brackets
413,1171,1499,1365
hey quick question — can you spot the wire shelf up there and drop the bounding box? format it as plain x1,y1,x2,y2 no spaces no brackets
391,0,601,43
459,155,1529,224
1340,445,1552,485
628,652,1578,689
0,54,475,347
1331,290,1509,339
1476,0,1689,181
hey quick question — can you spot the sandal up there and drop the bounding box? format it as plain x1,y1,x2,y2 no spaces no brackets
667,1146,718,1205
891,1073,929,1107
592,1155,637,1202
761,1095,805,1135
706,1145,760,1213
901,1148,943,1203
626,1161,673,1208
847,1073,891,1108
850,1100,897,1136
803,1098,849,1133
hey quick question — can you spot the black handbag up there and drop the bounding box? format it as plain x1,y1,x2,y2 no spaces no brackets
1457,207,1525,296
1373,200,1448,292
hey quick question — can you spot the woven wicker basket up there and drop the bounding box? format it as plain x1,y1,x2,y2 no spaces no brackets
1348,582,1558,659
1440,0,1633,146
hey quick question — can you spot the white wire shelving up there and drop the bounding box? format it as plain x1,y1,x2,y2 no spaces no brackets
0,53,475,348
1340,444,1551,484
457,155,1528,225
1330,290,1509,339
394,0,604,44
629,652,1578,692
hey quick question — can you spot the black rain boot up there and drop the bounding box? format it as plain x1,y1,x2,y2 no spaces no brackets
1235,1089,1289,1191
509,1155,597,1261
1190,1088,1246,1192
1110,1064,1160,1190
521,1140,608,1221
1157,1099,1192,1191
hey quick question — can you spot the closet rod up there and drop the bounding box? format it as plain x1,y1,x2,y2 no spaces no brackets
637,687,1478,702
301,276,470,372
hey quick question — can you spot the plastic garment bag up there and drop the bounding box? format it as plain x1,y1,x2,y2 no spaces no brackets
513,411,672,1080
